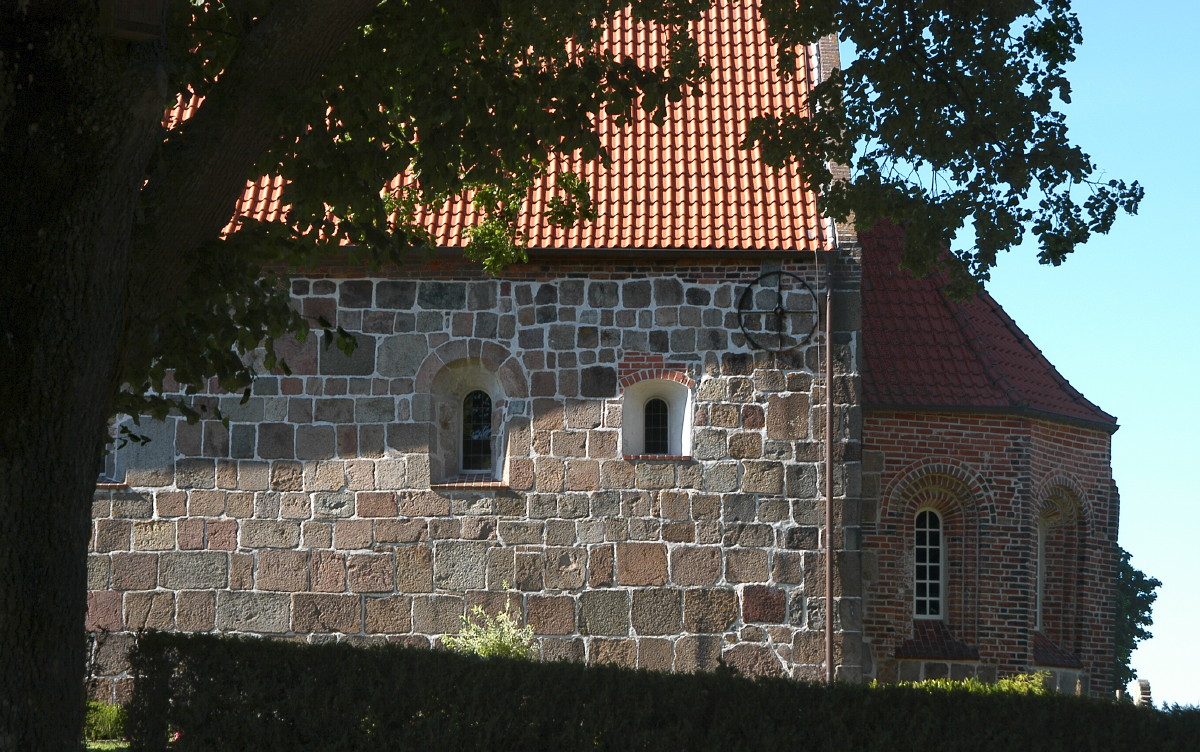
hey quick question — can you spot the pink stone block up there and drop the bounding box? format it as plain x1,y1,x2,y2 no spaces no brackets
86,591,123,632
206,520,238,551
348,553,394,593
177,518,205,550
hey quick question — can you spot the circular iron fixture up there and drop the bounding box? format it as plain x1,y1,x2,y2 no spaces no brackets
736,271,819,352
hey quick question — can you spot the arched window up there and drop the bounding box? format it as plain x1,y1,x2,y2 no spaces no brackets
461,390,492,472
644,398,669,455
914,509,944,619
621,378,692,457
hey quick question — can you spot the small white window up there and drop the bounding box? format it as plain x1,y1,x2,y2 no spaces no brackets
644,398,670,455
914,509,944,619
621,379,692,457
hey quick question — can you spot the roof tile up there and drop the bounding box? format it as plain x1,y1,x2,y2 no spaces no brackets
195,2,827,253
860,223,1116,428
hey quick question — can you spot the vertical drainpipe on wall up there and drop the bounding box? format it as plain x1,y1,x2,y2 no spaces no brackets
824,256,836,684
809,36,839,684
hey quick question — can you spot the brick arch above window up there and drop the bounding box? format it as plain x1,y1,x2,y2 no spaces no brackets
618,366,696,390
878,458,987,647
617,351,696,390
1033,475,1094,536
882,458,991,526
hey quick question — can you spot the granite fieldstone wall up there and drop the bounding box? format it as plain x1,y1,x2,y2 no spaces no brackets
87,255,864,703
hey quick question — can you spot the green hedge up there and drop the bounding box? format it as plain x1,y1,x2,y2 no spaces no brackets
127,632,1199,751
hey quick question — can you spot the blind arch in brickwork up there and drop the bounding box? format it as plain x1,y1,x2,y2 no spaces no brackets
1032,474,1095,536
1032,481,1087,655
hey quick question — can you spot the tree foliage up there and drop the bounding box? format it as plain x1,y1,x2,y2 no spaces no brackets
112,0,712,424
8,0,1139,421
1113,547,1161,693
750,0,1142,294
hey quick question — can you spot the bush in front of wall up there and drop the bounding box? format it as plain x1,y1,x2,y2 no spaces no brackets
442,604,538,660
125,632,1200,752
84,699,127,741
881,671,1052,696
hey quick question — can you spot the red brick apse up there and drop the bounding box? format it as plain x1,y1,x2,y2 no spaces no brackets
858,223,1118,693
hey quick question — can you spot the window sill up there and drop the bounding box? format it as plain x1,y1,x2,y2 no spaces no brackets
95,481,130,490
895,620,979,661
431,476,510,491
622,454,693,462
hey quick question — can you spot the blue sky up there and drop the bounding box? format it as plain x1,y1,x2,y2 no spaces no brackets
985,0,1200,705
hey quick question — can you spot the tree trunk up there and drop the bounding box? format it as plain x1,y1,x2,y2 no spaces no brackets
0,2,376,746
0,6,162,748
0,312,114,751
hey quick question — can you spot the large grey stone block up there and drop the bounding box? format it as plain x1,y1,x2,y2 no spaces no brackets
579,590,630,636
319,334,376,376
159,552,228,589
257,424,295,460
377,281,417,309
417,281,466,309
587,281,618,308
355,397,396,423
313,492,355,519
377,334,427,377
580,366,616,398
216,591,290,634
240,520,302,548
434,541,488,591
112,417,175,486
632,588,682,635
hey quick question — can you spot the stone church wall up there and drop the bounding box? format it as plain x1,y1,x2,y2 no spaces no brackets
86,255,863,703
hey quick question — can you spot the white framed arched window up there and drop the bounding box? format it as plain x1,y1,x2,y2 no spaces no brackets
621,378,692,457
914,509,944,619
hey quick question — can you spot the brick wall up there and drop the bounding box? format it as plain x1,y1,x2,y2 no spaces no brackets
86,255,866,702
860,411,1118,696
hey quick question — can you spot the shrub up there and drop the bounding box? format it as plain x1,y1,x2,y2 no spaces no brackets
127,633,1199,752
442,600,538,660
84,700,127,741
887,671,1052,696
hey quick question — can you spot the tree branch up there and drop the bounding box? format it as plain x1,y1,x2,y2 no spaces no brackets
122,0,378,385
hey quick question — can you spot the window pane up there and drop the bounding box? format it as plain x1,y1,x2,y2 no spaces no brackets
462,391,492,471
644,398,669,455
914,510,944,619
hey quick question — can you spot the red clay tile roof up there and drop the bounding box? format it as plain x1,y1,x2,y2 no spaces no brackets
200,2,829,252
860,222,1116,429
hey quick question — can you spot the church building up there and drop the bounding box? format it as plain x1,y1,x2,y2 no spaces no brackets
86,1,1119,702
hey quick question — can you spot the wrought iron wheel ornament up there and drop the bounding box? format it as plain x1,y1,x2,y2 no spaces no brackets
736,271,819,353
